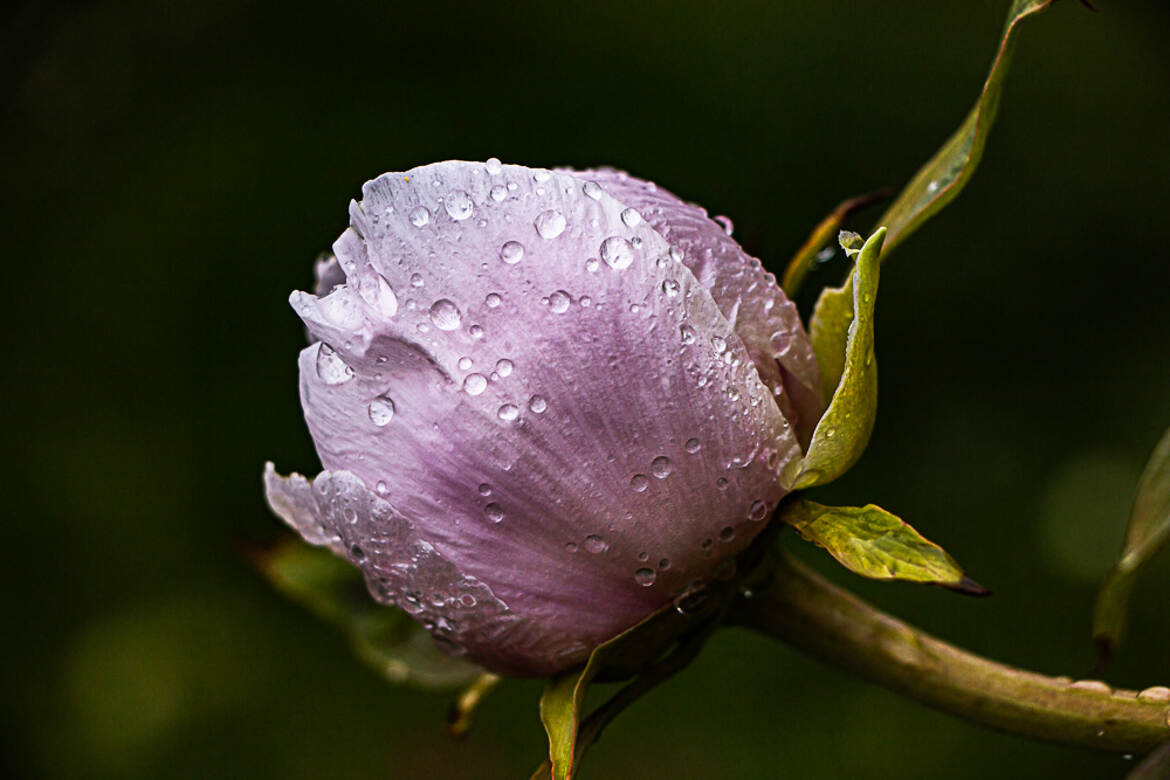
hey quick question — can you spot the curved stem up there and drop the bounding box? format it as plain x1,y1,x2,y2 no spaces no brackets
728,551,1170,753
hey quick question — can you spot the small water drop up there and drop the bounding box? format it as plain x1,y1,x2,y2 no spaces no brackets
634,568,656,587
485,292,502,308
495,358,513,377
368,395,396,426
584,534,608,554
409,206,431,227
719,526,735,542
411,273,424,287
582,180,603,199
444,190,474,220
748,500,768,522
350,544,366,562
429,299,462,330
497,403,520,421
620,207,642,227
565,541,579,553
528,395,547,413
716,477,729,489
579,295,592,307
490,184,507,202
658,558,671,570
680,324,696,345
463,373,488,395
651,456,673,479
477,483,492,496
376,480,388,495
485,157,503,174
457,356,473,371
534,209,567,239
468,324,484,338
315,343,354,385
630,474,649,492
715,215,734,235
356,271,398,317
318,288,363,328
548,290,571,313
600,236,635,269
685,437,701,454
585,258,600,272
711,336,727,354
661,279,681,297
484,503,504,523
500,240,525,264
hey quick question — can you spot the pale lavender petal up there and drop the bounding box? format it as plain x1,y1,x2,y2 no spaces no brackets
568,168,824,447
274,161,801,675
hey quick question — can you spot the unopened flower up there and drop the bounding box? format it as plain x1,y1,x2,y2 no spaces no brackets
265,161,821,675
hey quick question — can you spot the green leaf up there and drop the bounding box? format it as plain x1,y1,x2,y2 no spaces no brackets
796,228,884,489
258,538,481,689
874,0,1056,258
1093,425,1170,657
779,498,987,594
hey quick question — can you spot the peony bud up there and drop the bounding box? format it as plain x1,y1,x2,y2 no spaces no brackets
265,161,822,676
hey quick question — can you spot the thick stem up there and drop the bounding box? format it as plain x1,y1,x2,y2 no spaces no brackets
728,551,1170,753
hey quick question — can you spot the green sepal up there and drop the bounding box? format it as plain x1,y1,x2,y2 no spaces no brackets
797,228,884,490
779,498,988,595
257,538,481,689
874,0,1057,259
1092,425,1170,658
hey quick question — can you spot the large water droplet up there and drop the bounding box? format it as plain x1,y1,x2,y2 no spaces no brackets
356,271,398,317
494,358,513,377
528,395,547,413
534,209,567,239
634,568,656,587
620,207,642,227
429,299,462,330
583,534,608,554
315,343,353,385
463,373,488,395
484,503,504,523
651,456,673,479
630,474,649,492
500,240,525,264
497,403,519,421
548,290,571,313
409,206,431,227
368,395,395,426
444,190,474,220
600,236,635,269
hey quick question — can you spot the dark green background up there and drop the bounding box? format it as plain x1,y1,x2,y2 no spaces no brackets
4,1,1168,777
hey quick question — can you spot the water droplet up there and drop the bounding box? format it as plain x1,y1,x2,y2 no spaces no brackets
315,343,354,385
651,456,673,479
497,403,519,421
469,324,484,338
459,593,477,607
477,483,492,496
548,290,571,313
635,568,656,587
630,474,649,492
711,336,727,354
748,500,768,522
409,206,431,227
535,209,567,239
457,356,473,371
484,503,504,523
429,299,462,330
350,544,366,562
444,190,474,220
637,551,649,561
661,279,680,297
585,258,600,272
485,292,502,308
500,240,525,264
685,437,701,454
318,288,363,328
463,373,487,395
376,480,388,495
716,477,729,489
411,273,424,287
680,324,696,345
715,215,734,235
579,296,592,307
584,534,608,554
368,395,396,426
565,541,579,553
600,236,635,269
495,358,513,377
533,169,551,183
356,271,398,317
620,207,642,227
1137,686,1170,702
485,157,503,174
659,558,671,570
583,180,603,199
528,395,547,413
719,526,735,542
490,184,507,202
669,246,683,263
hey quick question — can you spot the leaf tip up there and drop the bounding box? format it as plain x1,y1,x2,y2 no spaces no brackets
944,575,993,598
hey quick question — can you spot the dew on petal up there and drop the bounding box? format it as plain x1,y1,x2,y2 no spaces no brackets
356,271,398,317
368,395,396,426
565,541,579,553
534,209,567,239
463,373,488,395
468,324,484,338
477,482,492,496
375,480,388,495
315,343,353,385
585,257,600,272
497,403,519,421
429,299,462,330
500,240,525,264
457,356,473,371
620,207,642,227
485,157,503,175
716,477,730,490
489,184,507,202
630,474,649,492
582,180,603,200
528,395,547,413
719,526,735,542
583,534,608,554
634,568,656,587
685,437,702,454
680,324,697,345
319,288,364,328
661,279,681,297
711,336,727,354
484,503,504,523
444,190,474,220
651,456,673,479
748,500,768,522
485,292,502,308
600,236,635,270
548,290,571,313
409,206,431,227
411,273,424,287
658,558,671,570
494,358,513,377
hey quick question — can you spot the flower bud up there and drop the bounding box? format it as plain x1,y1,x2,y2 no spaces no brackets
266,161,821,675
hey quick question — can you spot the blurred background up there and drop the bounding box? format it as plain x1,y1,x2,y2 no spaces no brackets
3,0,1169,777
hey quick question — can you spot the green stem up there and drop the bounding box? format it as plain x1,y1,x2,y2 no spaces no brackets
728,551,1170,753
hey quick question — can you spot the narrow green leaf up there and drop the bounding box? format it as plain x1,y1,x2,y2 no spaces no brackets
779,499,987,594
796,228,884,489
874,0,1056,258
1093,425,1170,657
258,539,481,689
